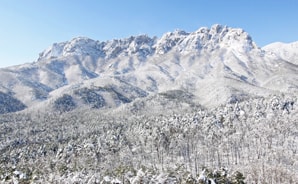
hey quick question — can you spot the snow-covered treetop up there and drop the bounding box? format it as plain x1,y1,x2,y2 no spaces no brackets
38,24,258,61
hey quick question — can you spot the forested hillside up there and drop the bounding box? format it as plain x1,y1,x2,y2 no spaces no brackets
0,95,297,183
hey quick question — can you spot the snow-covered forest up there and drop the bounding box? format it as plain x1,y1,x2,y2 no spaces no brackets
0,25,297,183
0,95,297,183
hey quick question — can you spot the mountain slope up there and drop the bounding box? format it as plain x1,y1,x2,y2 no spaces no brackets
0,91,26,114
0,24,297,113
263,41,298,65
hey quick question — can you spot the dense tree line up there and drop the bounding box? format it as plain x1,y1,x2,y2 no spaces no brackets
0,95,297,183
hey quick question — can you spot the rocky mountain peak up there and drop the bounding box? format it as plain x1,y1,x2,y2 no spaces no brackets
182,24,257,52
38,25,258,61
38,37,103,60
0,25,297,114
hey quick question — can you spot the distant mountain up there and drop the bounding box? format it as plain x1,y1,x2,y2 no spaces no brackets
263,41,298,65
0,24,297,114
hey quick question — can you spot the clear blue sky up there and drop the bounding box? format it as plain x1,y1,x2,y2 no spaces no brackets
1,0,297,68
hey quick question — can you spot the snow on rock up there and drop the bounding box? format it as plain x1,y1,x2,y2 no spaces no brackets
38,24,257,61
177,24,257,53
0,24,297,113
127,35,156,57
62,37,103,57
38,42,66,60
154,29,189,54
38,37,104,60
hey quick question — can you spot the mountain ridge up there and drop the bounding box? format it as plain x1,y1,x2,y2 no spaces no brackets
0,24,297,114
263,41,298,65
36,24,257,61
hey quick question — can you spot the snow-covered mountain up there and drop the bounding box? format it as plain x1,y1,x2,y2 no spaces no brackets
263,41,298,65
0,24,297,114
